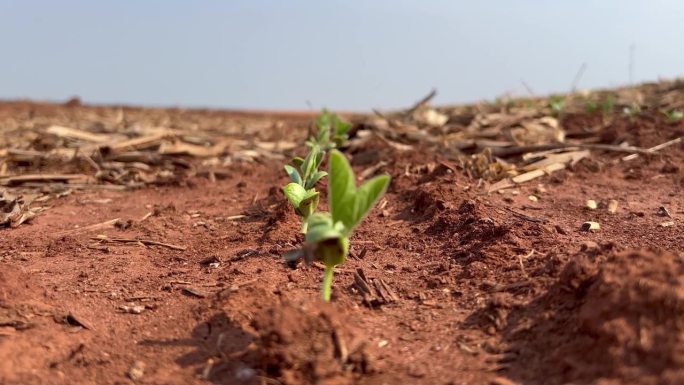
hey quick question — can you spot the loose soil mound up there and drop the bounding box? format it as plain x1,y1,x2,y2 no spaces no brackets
251,301,373,385
504,250,684,385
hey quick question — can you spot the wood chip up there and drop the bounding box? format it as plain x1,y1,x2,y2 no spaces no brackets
106,133,168,154
512,162,566,184
181,287,207,298
46,125,113,143
0,174,89,186
353,268,398,306
65,312,95,330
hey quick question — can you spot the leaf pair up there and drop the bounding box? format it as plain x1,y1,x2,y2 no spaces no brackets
302,150,390,264
328,151,390,236
299,150,390,301
284,144,327,190
307,110,352,150
283,183,319,219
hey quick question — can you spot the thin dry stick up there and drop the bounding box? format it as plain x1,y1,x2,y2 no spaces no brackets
405,88,438,115
92,237,187,251
59,218,121,235
518,250,534,278
621,136,683,161
488,142,656,157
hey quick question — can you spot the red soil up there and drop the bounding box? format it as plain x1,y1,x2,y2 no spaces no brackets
1,102,683,385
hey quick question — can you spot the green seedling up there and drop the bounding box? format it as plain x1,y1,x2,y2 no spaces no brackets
622,104,641,122
307,110,352,150
665,109,683,123
548,95,565,116
601,95,616,117
585,100,599,115
283,144,327,232
299,150,390,301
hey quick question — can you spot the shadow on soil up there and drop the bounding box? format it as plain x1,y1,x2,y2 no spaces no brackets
140,313,258,385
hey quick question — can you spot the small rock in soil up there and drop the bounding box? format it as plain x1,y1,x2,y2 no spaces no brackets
554,224,568,235
586,200,598,210
580,221,600,232
127,360,145,381
657,206,672,217
119,305,146,314
607,199,618,214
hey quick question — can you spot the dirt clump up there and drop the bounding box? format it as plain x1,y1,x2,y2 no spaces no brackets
504,250,684,385
251,301,373,385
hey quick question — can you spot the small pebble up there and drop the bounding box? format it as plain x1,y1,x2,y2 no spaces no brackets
581,221,600,232
586,200,598,210
528,195,538,202
657,206,672,218
127,360,145,381
659,221,675,228
607,199,618,214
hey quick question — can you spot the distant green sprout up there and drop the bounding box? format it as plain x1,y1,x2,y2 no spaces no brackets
585,100,599,115
622,104,641,122
549,95,565,116
283,144,327,232
301,150,390,301
601,95,616,117
665,109,683,123
307,110,352,150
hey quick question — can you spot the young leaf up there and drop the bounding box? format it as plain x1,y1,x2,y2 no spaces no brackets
304,213,348,267
300,144,321,181
284,165,302,185
329,150,357,231
305,170,328,190
292,156,305,169
305,213,342,243
299,190,320,217
283,183,307,208
350,175,390,231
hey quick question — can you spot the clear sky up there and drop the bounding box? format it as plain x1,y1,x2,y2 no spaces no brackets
0,1,682,111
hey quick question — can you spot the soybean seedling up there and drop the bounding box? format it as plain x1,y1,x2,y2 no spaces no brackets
548,95,565,117
302,150,390,301
307,110,352,150
283,144,327,232
664,109,683,123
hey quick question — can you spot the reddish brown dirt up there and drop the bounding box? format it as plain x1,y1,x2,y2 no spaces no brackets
1,103,683,385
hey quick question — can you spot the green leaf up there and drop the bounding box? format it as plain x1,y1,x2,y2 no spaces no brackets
305,213,341,243
284,165,302,185
305,171,328,190
304,213,349,267
333,116,351,136
283,183,307,209
314,149,325,169
292,157,305,169
329,150,357,231
299,190,320,217
300,144,320,181
329,150,391,233
350,175,390,230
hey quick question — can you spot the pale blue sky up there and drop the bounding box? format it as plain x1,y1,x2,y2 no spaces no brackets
0,1,682,111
